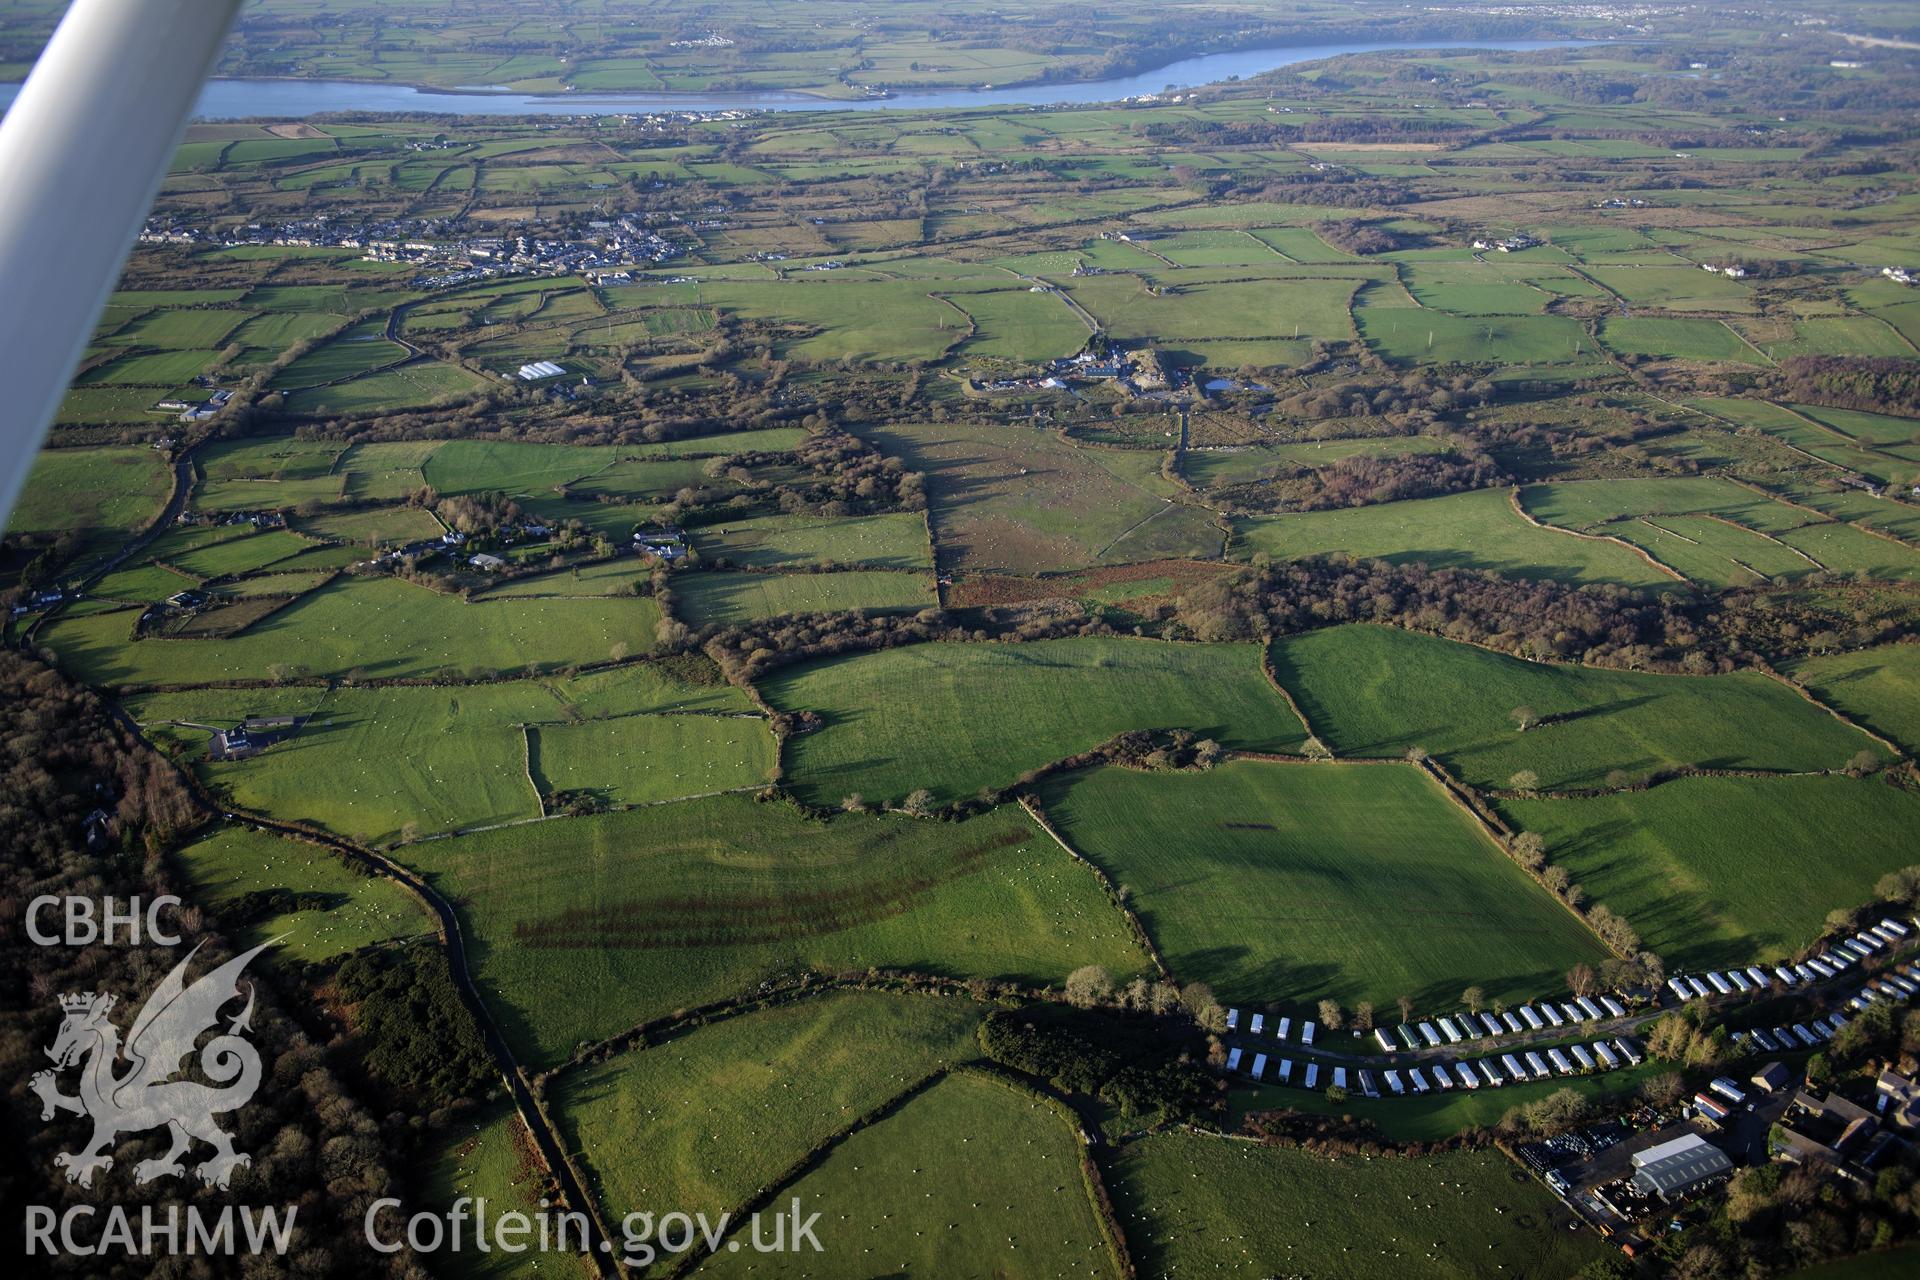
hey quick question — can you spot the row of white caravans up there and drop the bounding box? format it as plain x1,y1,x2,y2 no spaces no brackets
1225,993,1629,1056
1223,1035,1647,1097
1731,949,1920,1056
1663,918,1911,1005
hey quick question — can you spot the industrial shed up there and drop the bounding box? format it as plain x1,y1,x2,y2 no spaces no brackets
1630,1134,1732,1200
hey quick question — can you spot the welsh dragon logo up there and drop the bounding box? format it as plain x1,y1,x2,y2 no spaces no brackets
31,940,274,1190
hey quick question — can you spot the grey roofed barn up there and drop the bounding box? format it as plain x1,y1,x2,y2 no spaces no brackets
1630,1134,1732,1199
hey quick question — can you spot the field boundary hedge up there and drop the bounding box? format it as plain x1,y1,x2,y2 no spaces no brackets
1020,794,1172,980
1507,486,1689,583
656,1068,955,1279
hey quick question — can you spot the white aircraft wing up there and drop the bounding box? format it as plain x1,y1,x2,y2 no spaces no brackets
0,0,245,526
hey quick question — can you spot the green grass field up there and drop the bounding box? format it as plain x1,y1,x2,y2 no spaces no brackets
951,286,1090,361
672,570,937,624
1503,775,1920,970
857,421,1219,574
477,558,653,598
1271,625,1888,790
420,434,805,499
130,683,548,844
397,797,1146,1064
417,1103,552,1280
281,360,495,415
1357,293,1589,365
268,319,409,388
1039,760,1606,1011
1109,1133,1607,1280
530,713,776,807
558,992,981,1224
1512,475,1827,587
698,278,969,362
193,435,349,510
8,447,172,560
689,512,933,571
1586,265,1755,312
692,1072,1117,1279
80,349,223,385
1783,644,1920,756
553,659,755,717
165,530,317,578
175,824,429,962
1233,487,1676,587
92,561,199,603
43,576,660,687
298,505,444,546
1598,315,1766,363
1183,436,1450,489
1067,275,1357,347
763,637,1308,807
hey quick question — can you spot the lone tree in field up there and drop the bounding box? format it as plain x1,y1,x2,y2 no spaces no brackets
901,788,937,817
1510,705,1539,732
1462,985,1487,1014
1065,965,1112,1009
1509,770,1540,794
1302,735,1333,761
840,793,867,813
1317,998,1344,1030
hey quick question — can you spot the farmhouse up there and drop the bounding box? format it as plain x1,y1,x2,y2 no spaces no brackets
635,528,688,561
1629,1134,1732,1200
209,714,308,762
1776,1091,1878,1167
468,553,508,572
1877,1071,1919,1130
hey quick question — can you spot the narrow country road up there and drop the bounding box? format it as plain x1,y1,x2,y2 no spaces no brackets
211,803,623,1277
